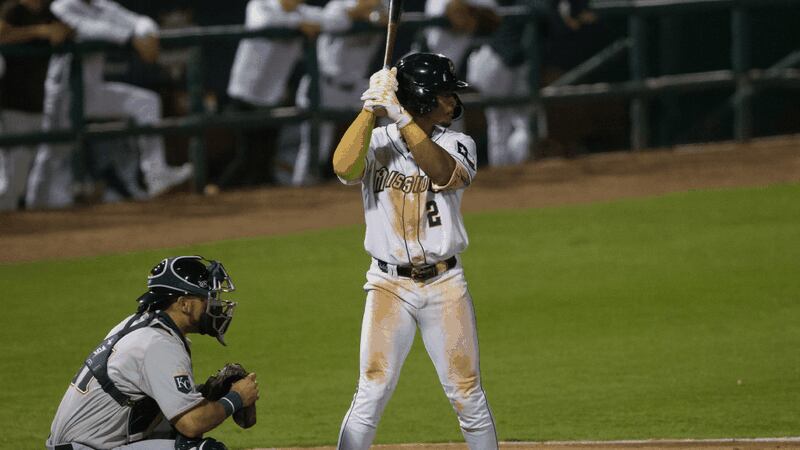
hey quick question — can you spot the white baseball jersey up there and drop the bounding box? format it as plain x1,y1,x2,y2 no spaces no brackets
47,314,203,449
227,0,350,106
316,0,382,83
49,0,157,87
342,123,478,266
424,0,498,69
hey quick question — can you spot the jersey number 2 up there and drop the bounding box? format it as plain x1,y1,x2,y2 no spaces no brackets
426,200,442,227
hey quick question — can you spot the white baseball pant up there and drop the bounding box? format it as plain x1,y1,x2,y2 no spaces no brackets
27,77,175,208
0,110,40,211
338,260,498,450
468,45,533,166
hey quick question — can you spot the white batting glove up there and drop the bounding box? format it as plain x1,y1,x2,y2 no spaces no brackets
362,85,412,128
367,67,399,93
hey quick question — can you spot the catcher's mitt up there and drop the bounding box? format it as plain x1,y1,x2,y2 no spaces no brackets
199,363,257,428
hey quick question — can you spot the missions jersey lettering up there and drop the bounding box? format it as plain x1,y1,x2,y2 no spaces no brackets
341,124,478,266
374,168,431,194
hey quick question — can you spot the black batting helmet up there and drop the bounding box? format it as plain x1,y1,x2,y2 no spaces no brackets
396,53,469,120
137,255,237,345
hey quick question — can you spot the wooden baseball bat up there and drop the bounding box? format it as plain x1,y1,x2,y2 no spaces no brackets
383,0,404,68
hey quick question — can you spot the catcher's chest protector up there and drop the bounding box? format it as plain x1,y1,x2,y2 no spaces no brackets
76,312,188,436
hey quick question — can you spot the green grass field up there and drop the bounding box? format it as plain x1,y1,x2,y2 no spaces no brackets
2,184,799,449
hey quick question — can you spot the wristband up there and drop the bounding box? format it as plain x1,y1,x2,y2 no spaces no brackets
395,109,412,129
217,391,243,417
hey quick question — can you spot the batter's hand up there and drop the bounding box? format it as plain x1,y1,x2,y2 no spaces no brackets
367,67,398,94
132,35,159,64
361,84,412,128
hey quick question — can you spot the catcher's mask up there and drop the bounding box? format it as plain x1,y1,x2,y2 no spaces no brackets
396,52,469,121
137,255,237,345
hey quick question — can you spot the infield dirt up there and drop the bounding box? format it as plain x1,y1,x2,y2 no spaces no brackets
1,135,798,264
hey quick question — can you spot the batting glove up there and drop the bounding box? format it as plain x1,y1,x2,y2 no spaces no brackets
362,85,412,128
367,67,399,93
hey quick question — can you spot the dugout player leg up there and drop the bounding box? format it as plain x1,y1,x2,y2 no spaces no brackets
338,288,418,450
0,110,40,211
418,270,498,450
84,82,192,196
25,85,75,209
468,45,531,166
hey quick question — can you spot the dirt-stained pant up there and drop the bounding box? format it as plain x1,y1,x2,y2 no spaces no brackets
337,260,498,450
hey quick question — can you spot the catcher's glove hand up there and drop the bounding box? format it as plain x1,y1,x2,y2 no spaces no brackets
199,363,257,428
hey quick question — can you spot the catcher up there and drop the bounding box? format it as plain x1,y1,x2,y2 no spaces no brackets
46,256,259,450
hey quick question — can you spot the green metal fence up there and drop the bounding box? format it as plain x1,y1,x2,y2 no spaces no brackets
1,1,799,194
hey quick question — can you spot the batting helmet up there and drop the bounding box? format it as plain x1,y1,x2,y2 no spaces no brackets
396,53,469,120
137,255,237,345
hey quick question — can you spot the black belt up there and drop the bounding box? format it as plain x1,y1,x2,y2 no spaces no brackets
377,256,457,281
54,445,73,450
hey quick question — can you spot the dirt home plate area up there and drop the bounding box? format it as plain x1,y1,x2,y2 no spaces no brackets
3,136,799,450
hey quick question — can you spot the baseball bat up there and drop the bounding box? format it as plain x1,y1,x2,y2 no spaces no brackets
382,0,404,68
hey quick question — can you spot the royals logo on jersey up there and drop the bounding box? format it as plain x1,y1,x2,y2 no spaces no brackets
174,375,192,394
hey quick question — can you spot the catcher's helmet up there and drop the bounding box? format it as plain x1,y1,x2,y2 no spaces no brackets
137,255,237,345
396,52,469,120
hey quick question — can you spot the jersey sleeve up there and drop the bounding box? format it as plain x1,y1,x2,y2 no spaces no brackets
433,133,478,190
51,0,133,44
140,335,203,421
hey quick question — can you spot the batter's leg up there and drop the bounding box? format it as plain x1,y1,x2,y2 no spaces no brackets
338,288,418,450
418,271,498,450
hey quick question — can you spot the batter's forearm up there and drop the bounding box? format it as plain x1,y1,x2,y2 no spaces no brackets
401,122,456,185
332,109,375,181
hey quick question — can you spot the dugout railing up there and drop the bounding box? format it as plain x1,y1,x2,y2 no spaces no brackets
1,1,799,193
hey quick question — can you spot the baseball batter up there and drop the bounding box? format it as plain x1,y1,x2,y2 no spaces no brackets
332,53,498,450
